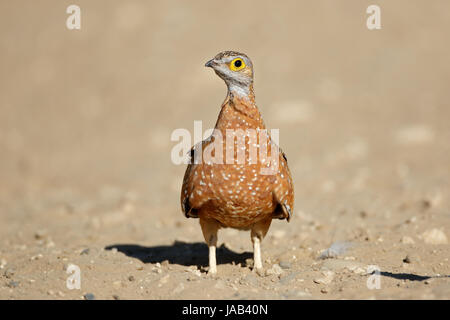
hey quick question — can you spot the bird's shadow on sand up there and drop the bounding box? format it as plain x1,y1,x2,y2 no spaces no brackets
105,241,252,267
379,271,449,282
105,243,450,281
380,271,430,281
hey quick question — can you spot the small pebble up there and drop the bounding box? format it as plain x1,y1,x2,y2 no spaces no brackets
403,255,411,264
245,258,254,268
30,254,43,261
185,267,201,277
187,275,199,282
4,268,14,279
161,260,169,267
279,261,291,269
266,264,283,276
279,272,299,285
296,290,312,298
113,295,120,300
34,230,47,240
152,268,163,274
46,240,55,248
419,199,431,211
84,293,95,300
6,281,20,288
353,267,367,274
80,248,90,255
7,281,19,288
400,236,415,244
405,216,417,224
319,242,352,259
422,229,448,245
314,271,335,285
128,275,135,282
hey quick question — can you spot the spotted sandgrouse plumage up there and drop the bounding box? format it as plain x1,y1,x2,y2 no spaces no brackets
181,51,294,273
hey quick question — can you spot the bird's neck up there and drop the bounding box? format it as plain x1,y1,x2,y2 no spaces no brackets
226,82,255,102
215,83,265,130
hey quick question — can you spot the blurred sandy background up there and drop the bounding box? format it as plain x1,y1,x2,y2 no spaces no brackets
0,1,449,299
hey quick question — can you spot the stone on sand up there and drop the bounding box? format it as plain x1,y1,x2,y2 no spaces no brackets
266,264,283,276
421,229,448,245
400,236,415,244
313,271,335,285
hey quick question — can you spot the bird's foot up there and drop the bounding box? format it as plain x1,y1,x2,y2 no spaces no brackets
208,266,217,275
252,266,265,277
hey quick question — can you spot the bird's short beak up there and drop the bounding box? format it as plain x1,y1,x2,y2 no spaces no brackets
205,59,217,68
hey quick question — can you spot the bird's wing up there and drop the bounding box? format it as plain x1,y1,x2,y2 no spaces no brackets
271,146,294,221
180,140,213,218
181,162,195,218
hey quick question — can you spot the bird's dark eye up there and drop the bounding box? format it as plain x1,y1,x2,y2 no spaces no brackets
230,58,245,71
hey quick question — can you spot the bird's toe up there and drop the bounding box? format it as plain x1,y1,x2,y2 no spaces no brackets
252,266,265,277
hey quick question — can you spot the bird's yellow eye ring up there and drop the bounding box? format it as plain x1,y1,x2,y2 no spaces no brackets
229,58,245,71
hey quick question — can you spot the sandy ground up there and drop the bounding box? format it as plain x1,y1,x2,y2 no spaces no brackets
0,1,449,300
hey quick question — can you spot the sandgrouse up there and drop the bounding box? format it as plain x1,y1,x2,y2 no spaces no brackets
181,51,294,273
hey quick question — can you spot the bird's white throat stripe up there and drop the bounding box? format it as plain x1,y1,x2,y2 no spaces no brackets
228,83,251,100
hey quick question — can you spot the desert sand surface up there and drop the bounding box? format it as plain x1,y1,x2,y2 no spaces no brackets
0,1,449,299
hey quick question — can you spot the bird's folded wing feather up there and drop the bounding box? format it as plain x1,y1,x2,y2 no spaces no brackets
180,140,212,217
271,146,294,221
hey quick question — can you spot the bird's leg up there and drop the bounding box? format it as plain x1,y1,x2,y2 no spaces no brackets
199,218,220,274
252,235,263,270
250,217,272,271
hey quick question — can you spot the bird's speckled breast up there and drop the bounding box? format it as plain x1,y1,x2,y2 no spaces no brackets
196,162,278,229
181,94,294,229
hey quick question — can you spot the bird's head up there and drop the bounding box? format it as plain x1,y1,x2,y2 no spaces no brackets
205,51,254,97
